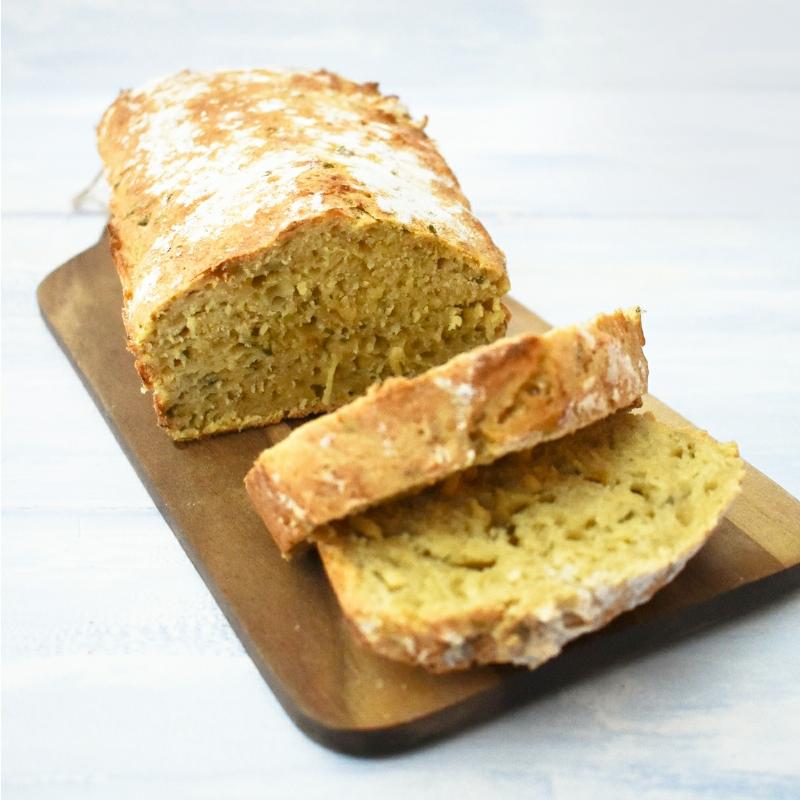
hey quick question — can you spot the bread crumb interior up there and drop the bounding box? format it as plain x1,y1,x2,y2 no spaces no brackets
136,218,507,439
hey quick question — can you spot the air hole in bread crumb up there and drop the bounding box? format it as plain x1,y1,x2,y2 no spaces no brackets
455,557,497,571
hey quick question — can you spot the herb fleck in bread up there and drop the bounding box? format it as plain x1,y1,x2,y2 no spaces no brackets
97,68,509,439
317,412,744,672
245,308,648,556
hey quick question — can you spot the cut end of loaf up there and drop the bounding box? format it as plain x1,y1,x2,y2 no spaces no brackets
317,412,744,672
98,67,510,440
133,216,508,440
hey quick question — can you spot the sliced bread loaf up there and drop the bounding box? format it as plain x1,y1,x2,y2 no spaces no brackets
98,69,509,440
317,412,743,672
245,308,648,555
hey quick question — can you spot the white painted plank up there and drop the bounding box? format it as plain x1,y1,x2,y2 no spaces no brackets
5,90,800,218
3,0,800,97
2,216,154,511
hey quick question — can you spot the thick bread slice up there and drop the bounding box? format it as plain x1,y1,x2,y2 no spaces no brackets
245,308,648,556
317,412,744,673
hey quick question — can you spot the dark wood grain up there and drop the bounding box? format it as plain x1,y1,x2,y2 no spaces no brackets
37,234,800,755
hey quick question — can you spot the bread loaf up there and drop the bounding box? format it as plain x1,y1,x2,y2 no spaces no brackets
97,69,509,439
317,412,744,672
245,308,648,556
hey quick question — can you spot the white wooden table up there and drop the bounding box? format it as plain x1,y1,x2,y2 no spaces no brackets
3,1,799,797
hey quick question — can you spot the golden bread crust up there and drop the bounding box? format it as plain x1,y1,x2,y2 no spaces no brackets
245,308,648,556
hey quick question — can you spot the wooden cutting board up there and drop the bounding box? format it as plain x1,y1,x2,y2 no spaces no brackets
38,233,800,755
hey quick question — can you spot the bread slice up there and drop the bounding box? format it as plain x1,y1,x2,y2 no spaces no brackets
317,412,744,672
97,69,509,440
245,308,648,556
